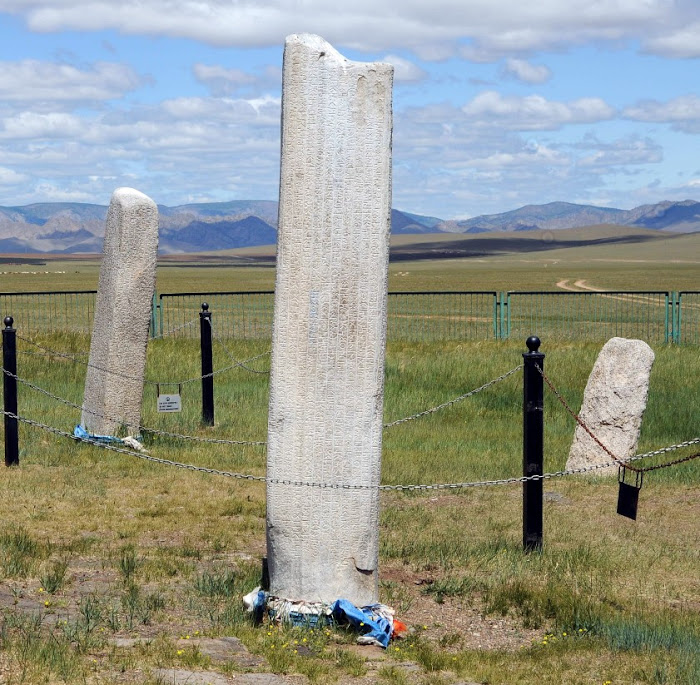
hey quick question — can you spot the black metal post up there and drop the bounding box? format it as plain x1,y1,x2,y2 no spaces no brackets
200,303,214,426
523,335,544,551
3,316,19,466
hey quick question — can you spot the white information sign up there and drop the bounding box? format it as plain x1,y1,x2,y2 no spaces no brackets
157,394,182,413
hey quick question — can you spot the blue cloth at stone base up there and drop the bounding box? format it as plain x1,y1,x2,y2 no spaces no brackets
330,599,393,648
74,424,124,444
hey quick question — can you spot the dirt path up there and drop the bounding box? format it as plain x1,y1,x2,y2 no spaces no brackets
555,279,604,292
555,279,673,313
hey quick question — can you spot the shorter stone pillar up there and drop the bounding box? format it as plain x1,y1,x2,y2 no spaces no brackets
566,337,655,475
81,188,159,436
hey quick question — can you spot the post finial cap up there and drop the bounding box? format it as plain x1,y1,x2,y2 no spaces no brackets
3,316,13,328
526,336,541,353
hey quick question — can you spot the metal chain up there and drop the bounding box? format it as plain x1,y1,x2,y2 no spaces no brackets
534,362,626,466
18,347,89,359
535,363,700,474
16,334,160,384
158,349,271,386
1,362,528,447
207,319,271,374
381,439,700,489
3,411,269,482
383,365,523,428
1,367,266,447
149,318,199,340
15,333,269,387
6,408,696,491
15,319,197,362
632,451,700,472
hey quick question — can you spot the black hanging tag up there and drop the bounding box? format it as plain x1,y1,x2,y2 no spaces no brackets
617,466,643,520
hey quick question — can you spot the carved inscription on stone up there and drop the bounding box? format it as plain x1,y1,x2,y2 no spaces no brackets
81,188,159,437
266,34,393,605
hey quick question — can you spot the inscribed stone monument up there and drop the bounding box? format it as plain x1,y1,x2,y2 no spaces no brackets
566,337,655,475
266,34,393,605
81,188,159,436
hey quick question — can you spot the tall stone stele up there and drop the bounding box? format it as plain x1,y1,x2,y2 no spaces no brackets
266,34,393,606
80,187,159,436
566,337,655,475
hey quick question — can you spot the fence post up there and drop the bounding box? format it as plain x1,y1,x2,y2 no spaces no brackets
505,292,511,340
498,292,505,340
3,316,19,466
200,303,214,426
522,335,544,552
150,293,157,339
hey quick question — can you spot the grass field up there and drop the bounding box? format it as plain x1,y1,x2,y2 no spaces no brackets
0,228,698,684
2,224,700,294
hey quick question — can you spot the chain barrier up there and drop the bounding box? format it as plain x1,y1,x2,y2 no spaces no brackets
14,326,520,429
3,363,523,443
208,319,270,375
1,367,266,447
167,350,271,386
16,334,161,385
1,362,527,448
535,363,700,474
14,334,270,387
15,319,197,361
3,410,270,482
4,407,697,492
18,348,89,359
383,365,523,428
148,318,199,341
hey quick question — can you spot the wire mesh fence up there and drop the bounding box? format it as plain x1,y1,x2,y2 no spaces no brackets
0,291,96,335
3,289,700,344
158,291,501,341
159,291,274,340
387,291,498,341
677,291,700,345
506,291,672,343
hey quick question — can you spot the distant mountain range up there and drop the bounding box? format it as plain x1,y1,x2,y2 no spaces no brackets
440,200,700,234
0,198,698,254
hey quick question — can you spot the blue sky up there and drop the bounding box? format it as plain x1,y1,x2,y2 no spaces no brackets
0,1,699,219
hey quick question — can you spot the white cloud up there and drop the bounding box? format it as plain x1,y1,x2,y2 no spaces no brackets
381,54,426,82
501,58,551,84
193,64,256,93
576,137,663,168
623,95,700,133
0,166,29,185
387,100,666,217
449,143,568,171
1,0,697,61
644,21,700,58
462,91,615,130
193,63,281,96
0,59,146,104
0,112,84,139
24,183,99,202
0,91,283,206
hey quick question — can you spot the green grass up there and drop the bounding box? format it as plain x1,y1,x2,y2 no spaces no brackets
0,333,697,682
0,244,698,683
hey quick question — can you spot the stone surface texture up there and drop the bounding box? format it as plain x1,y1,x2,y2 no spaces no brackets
266,34,393,605
566,337,655,475
81,187,159,436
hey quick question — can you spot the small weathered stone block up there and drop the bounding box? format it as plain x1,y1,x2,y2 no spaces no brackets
566,337,655,475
